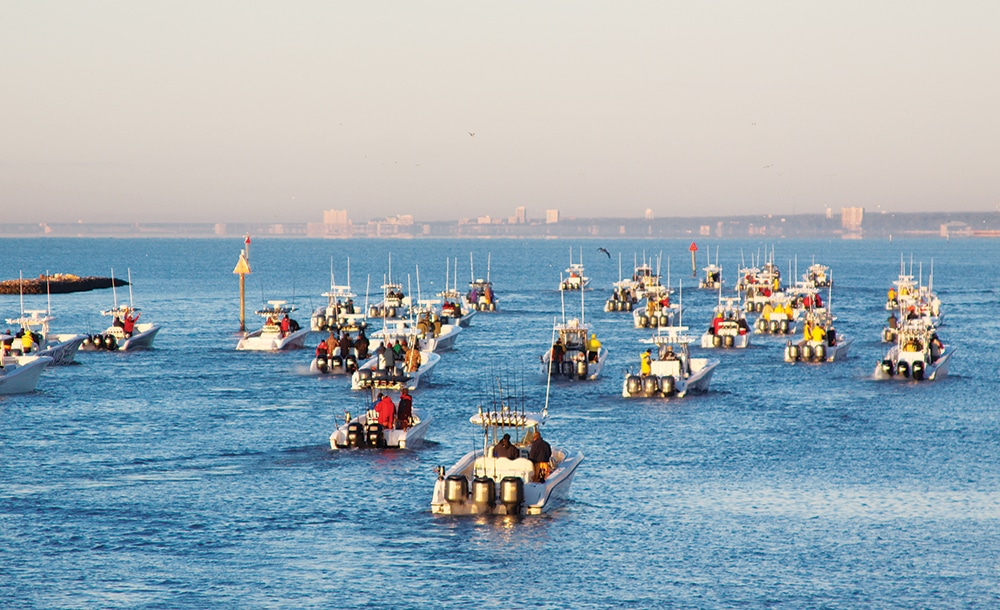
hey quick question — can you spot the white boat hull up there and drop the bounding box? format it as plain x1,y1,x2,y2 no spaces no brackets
621,358,719,398
874,346,954,381
0,356,52,394
236,327,310,351
330,409,432,450
784,336,853,363
374,323,462,353
431,448,583,516
79,324,161,352
351,351,440,391
541,348,607,381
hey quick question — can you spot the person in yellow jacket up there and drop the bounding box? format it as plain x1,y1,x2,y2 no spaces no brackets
802,319,813,341
640,349,652,376
761,302,773,321
783,302,794,318
811,323,826,343
586,333,602,362
20,331,34,353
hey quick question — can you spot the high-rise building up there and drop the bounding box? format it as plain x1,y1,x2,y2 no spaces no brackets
841,207,864,232
644,209,654,220
323,209,349,224
514,206,526,224
546,209,560,224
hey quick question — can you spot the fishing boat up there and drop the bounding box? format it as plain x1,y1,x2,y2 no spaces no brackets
309,328,370,375
604,253,638,312
700,296,751,349
464,253,498,312
367,256,411,320
372,314,463,353
79,270,161,352
874,319,953,381
310,260,366,333
350,344,440,391
698,248,724,290
623,326,719,398
236,300,309,351
431,375,583,516
4,310,87,366
558,247,590,291
0,350,52,395
540,289,607,381
330,388,432,450
784,310,853,363
752,296,798,335
885,256,944,327
436,258,476,327
804,262,832,288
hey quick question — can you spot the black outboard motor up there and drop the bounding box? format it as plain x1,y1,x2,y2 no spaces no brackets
316,354,328,373
880,359,894,377
912,360,925,381
660,375,676,396
897,360,910,378
366,422,386,448
642,375,659,397
626,375,642,396
500,476,525,515
345,355,358,373
92,334,104,349
105,334,118,350
445,474,468,505
331,355,343,371
346,422,365,448
471,476,496,511
724,335,734,348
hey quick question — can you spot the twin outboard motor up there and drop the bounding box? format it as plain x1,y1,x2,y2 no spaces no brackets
500,476,525,515
366,422,386,448
346,422,365,448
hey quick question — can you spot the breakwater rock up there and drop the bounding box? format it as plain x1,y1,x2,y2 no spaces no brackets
0,274,129,295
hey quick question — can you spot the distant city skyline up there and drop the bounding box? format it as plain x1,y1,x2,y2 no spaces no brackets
3,3,999,224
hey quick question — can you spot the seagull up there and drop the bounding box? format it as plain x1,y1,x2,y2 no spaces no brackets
468,132,475,137
597,247,611,259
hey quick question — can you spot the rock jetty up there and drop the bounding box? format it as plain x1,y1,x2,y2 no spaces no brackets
0,274,129,295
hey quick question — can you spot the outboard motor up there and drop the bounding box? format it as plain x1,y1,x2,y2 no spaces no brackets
755,302,763,313
779,319,789,334
660,375,676,396
814,344,826,361
346,422,365,448
649,314,658,328
500,476,525,515
626,375,642,396
327,316,337,330
802,344,814,361
489,302,496,311
756,319,766,333
724,335,735,348
345,355,358,373
639,314,649,328
912,360,925,381
561,361,573,376
897,360,910,378
387,307,396,318
713,335,722,347
471,476,496,511
315,354,328,373
880,359,895,377
769,320,780,334
316,317,327,331
642,375,659,397
366,422,386,448
105,334,118,350
788,343,801,361
331,355,343,370
659,314,669,327
445,474,468,505
549,361,561,377
576,359,588,380
92,334,104,349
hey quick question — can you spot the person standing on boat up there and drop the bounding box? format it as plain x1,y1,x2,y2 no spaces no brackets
640,349,652,376
280,314,291,337
529,431,552,482
123,308,140,337
396,388,413,430
339,331,352,357
375,393,396,429
586,333,602,362
493,433,519,460
316,338,328,358
404,340,421,372
355,329,370,359
551,338,566,363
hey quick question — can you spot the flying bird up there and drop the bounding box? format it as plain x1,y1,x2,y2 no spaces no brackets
468,132,475,137
597,247,611,259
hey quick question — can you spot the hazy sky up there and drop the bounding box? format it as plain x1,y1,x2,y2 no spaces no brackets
3,2,999,224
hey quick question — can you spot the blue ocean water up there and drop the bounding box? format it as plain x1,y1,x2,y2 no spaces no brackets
1,237,998,609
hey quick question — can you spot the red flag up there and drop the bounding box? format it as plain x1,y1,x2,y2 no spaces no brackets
245,235,251,245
